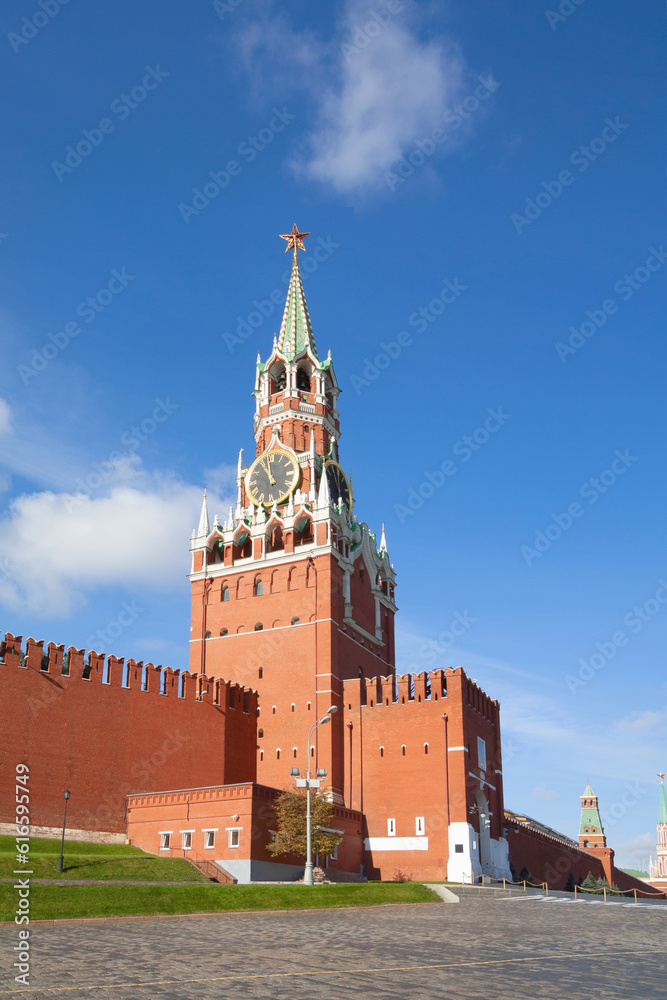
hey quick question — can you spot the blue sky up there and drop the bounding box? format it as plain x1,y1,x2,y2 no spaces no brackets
1,0,665,867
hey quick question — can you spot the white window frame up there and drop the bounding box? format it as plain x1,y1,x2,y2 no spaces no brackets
387,818,396,837
227,827,242,848
477,736,487,771
203,829,218,849
416,816,425,836
181,830,193,850
159,831,172,850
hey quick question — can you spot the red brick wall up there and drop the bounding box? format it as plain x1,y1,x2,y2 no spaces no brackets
341,667,505,881
128,782,363,876
0,633,257,834
507,821,666,896
189,548,395,800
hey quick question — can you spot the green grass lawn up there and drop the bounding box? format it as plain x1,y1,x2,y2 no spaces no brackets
0,855,208,881
0,881,439,921
0,835,206,882
0,835,145,856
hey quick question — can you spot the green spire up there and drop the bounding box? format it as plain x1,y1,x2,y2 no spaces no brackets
583,781,594,797
659,777,667,825
277,233,318,362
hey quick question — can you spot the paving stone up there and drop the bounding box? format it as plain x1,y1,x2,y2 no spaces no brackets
0,899,665,998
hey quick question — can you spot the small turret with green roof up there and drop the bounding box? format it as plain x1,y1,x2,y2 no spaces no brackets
578,780,607,849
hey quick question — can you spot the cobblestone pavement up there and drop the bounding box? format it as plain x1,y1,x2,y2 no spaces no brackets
1,898,665,999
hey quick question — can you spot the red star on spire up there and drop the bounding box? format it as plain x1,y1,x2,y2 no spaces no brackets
279,224,311,254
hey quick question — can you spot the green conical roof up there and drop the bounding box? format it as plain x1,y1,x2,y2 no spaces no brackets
659,780,667,825
277,250,318,362
579,782,604,837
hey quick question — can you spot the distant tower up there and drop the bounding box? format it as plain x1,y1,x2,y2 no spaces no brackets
648,774,667,886
578,781,606,849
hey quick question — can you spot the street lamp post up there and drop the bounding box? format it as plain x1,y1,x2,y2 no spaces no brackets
57,789,70,874
295,705,337,885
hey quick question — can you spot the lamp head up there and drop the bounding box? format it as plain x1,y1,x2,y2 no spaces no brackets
63,789,70,800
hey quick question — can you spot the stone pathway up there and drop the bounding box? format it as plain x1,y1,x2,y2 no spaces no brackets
1,897,664,998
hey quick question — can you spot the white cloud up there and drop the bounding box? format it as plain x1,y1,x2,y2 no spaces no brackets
231,0,484,194
615,832,656,860
615,709,667,733
532,783,558,802
0,398,12,436
234,7,323,106
0,460,234,618
299,7,465,192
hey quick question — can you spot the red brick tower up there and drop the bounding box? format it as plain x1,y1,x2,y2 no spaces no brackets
578,781,606,849
189,227,397,802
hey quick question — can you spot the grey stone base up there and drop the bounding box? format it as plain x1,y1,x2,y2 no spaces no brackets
0,823,126,845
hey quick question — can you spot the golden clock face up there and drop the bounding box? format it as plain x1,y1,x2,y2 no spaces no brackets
325,461,351,511
246,449,300,506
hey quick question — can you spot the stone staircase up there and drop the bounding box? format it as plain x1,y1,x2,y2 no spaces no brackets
168,848,237,884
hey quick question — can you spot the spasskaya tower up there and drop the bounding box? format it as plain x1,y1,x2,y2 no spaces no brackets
189,226,397,801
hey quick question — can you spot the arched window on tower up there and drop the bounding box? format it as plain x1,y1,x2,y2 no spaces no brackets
254,577,263,596
295,519,313,548
272,366,286,394
221,584,229,602
296,368,311,392
267,525,284,554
